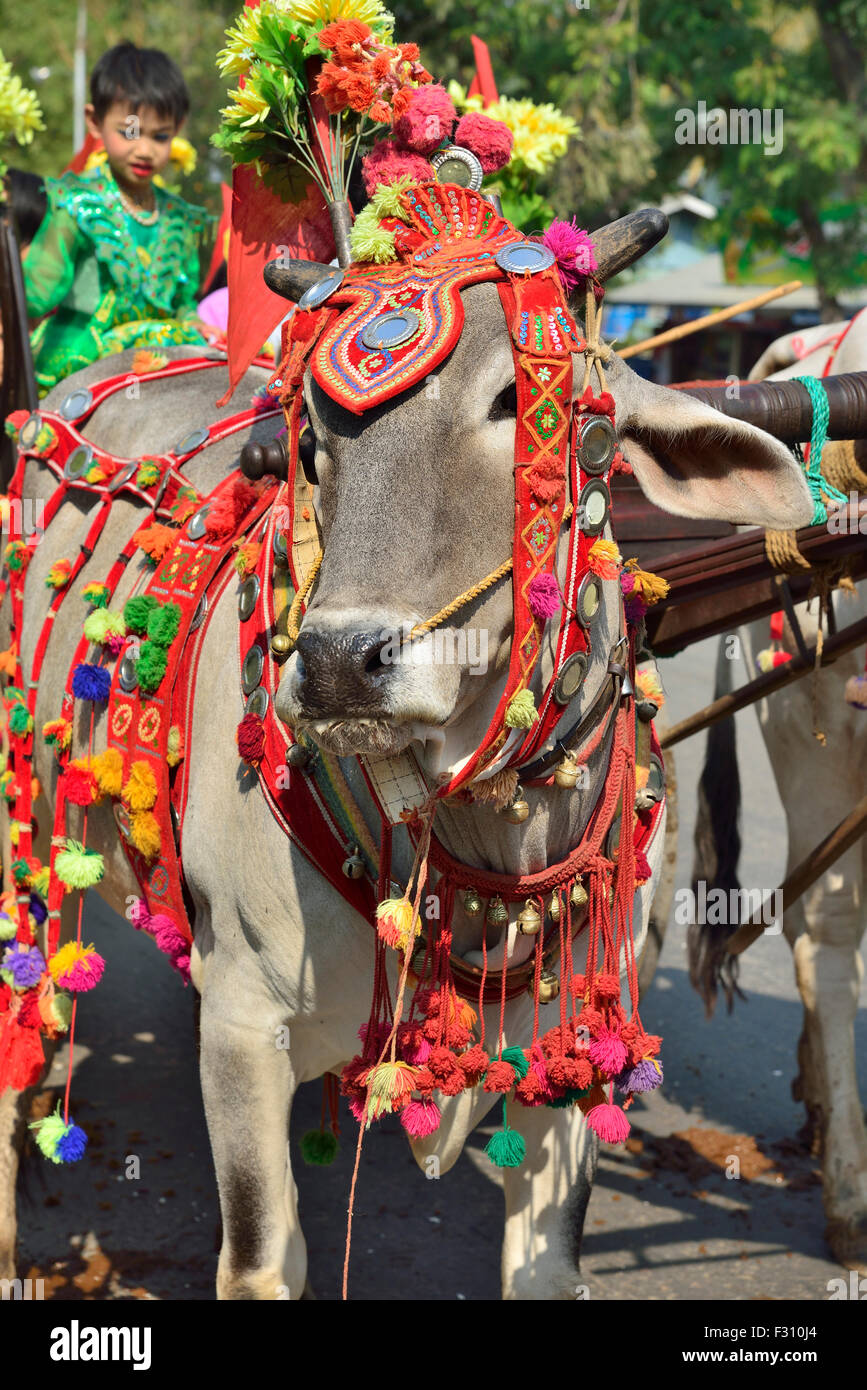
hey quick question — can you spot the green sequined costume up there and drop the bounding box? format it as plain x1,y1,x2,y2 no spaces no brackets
24,165,214,394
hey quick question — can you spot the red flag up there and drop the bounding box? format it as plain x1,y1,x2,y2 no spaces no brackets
219,164,335,405
63,132,102,175
467,36,498,107
201,181,233,296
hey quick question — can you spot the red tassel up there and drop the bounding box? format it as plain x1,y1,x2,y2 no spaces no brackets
0,1010,44,1092
290,310,319,342
236,712,266,766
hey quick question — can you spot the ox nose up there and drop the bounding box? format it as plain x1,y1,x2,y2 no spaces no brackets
293,627,393,713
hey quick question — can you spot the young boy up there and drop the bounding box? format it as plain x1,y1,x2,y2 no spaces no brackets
24,42,213,394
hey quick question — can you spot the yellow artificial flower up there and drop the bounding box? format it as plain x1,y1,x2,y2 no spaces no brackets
217,6,265,77
222,82,271,128
273,0,392,30
170,136,196,175
0,49,45,154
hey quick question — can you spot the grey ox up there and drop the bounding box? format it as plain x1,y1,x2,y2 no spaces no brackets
0,211,813,1299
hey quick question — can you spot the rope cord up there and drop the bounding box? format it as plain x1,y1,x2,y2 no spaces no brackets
792,375,848,524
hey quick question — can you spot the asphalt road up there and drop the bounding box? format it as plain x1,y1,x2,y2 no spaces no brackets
15,638,867,1301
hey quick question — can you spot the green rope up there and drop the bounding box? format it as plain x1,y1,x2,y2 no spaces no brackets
792,375,849,525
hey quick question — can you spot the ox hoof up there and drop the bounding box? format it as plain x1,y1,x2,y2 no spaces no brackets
826,1215,867,1274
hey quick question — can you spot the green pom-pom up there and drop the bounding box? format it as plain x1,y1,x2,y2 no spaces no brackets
369,176,414,222
51,992,73,1032
83,608,126,645
8,703,33,735
349,204,397,264
0,914,15,941
146,601,181,647
11,857,31,885
136,460,161,487
505,688,538,729
54,839,104,889
548,1086,591,1108
485,1123,526,1169
501,1045,530,1080
300,1130,339,1166
123,594,159,634
136,641,167,694
30,1106,68,1163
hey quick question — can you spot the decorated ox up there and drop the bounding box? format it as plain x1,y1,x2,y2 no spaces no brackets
692,311,867,1270
0,200,813,1301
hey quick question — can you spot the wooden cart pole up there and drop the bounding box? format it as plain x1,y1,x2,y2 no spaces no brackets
725,795,867,957
619,280,803,360
659,616,867,749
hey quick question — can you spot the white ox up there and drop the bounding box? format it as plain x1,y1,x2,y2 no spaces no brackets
0,216,814,1298
692,310,867,1270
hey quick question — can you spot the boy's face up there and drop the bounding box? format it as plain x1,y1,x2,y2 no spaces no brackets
85,100,179,192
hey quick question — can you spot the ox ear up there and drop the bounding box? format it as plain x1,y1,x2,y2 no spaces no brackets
614,366,815,531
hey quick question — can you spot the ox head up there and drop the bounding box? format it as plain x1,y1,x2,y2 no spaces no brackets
271,209,814,762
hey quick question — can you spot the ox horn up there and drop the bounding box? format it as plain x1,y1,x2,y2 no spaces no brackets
590,207,669,282
678,372,867,444
264,258,334,302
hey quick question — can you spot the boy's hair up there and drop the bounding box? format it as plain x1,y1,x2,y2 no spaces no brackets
5,168,47,248
90,41,189,127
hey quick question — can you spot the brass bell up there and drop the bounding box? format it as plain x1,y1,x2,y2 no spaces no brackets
286,742,311,770
271,633,294,661
486,895,509,927
536,969,560,1003
554,752,579,790
636,697,657,723
342,847,365,879
517,899,542,935
462,887,483,918
570,879,588,909
502,785,529,824
548,893,561,922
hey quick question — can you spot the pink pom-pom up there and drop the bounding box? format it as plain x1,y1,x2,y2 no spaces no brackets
153,919,187,959
454,113,513,174
348,1092,369,1124
394,85,456,155
105,631,126,657
588,1027,629,1077
528,571,561,621
362,140,433,196
58,952,105,993
586,1101,630,1144
542,217,597,296
400,1098,442,1137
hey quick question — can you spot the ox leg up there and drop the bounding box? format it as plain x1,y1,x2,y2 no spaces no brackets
785,850,867,1272
198,956,305,1301
500,1100,598,1300
0,1087,24,1281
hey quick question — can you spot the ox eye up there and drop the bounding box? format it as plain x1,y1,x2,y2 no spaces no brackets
490,382,518,420
299,421,318,486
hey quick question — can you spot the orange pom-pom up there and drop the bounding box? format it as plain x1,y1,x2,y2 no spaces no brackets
133,523,177,563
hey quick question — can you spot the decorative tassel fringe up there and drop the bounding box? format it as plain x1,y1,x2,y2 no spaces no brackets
49,941,105,993
588,538,622,581
45,559,73,589
485,1103,526,1168
236,711,266,766
469,767,518,810
81,582,110,608
54,840,105,890
375,897,416,951
527,572,561,620
133,523,177,564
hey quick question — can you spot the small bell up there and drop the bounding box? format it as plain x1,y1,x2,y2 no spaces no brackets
536,969,560,1003
554,752,579,790
462,887,483,918
636,697,657,723
286,742,312,770
486,895,509,927
570,879,588,909
621,670,635,698
271,633,294,661
548,893,561,922
410,946,429,978
502,786,529,824
341,847,365,880
516,899,542,935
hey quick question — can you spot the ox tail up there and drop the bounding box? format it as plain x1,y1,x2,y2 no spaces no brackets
688,639,746,1016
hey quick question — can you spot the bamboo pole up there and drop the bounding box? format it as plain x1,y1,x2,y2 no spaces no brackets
725,795,867,957
619,280,803,359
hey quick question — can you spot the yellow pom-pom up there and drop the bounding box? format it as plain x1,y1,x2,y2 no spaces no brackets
129,810,160,861
90,747,123,797
364,1061,418,1120
375,897,416,950
166,725,184,768
122,760,157,812
349,204,397,264
624,559,669,605
505,688,538,729
635,668,665,709
756,648,775,673
83,608,126,645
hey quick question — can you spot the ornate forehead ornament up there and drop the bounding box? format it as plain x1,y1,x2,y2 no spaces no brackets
308,180,562,414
